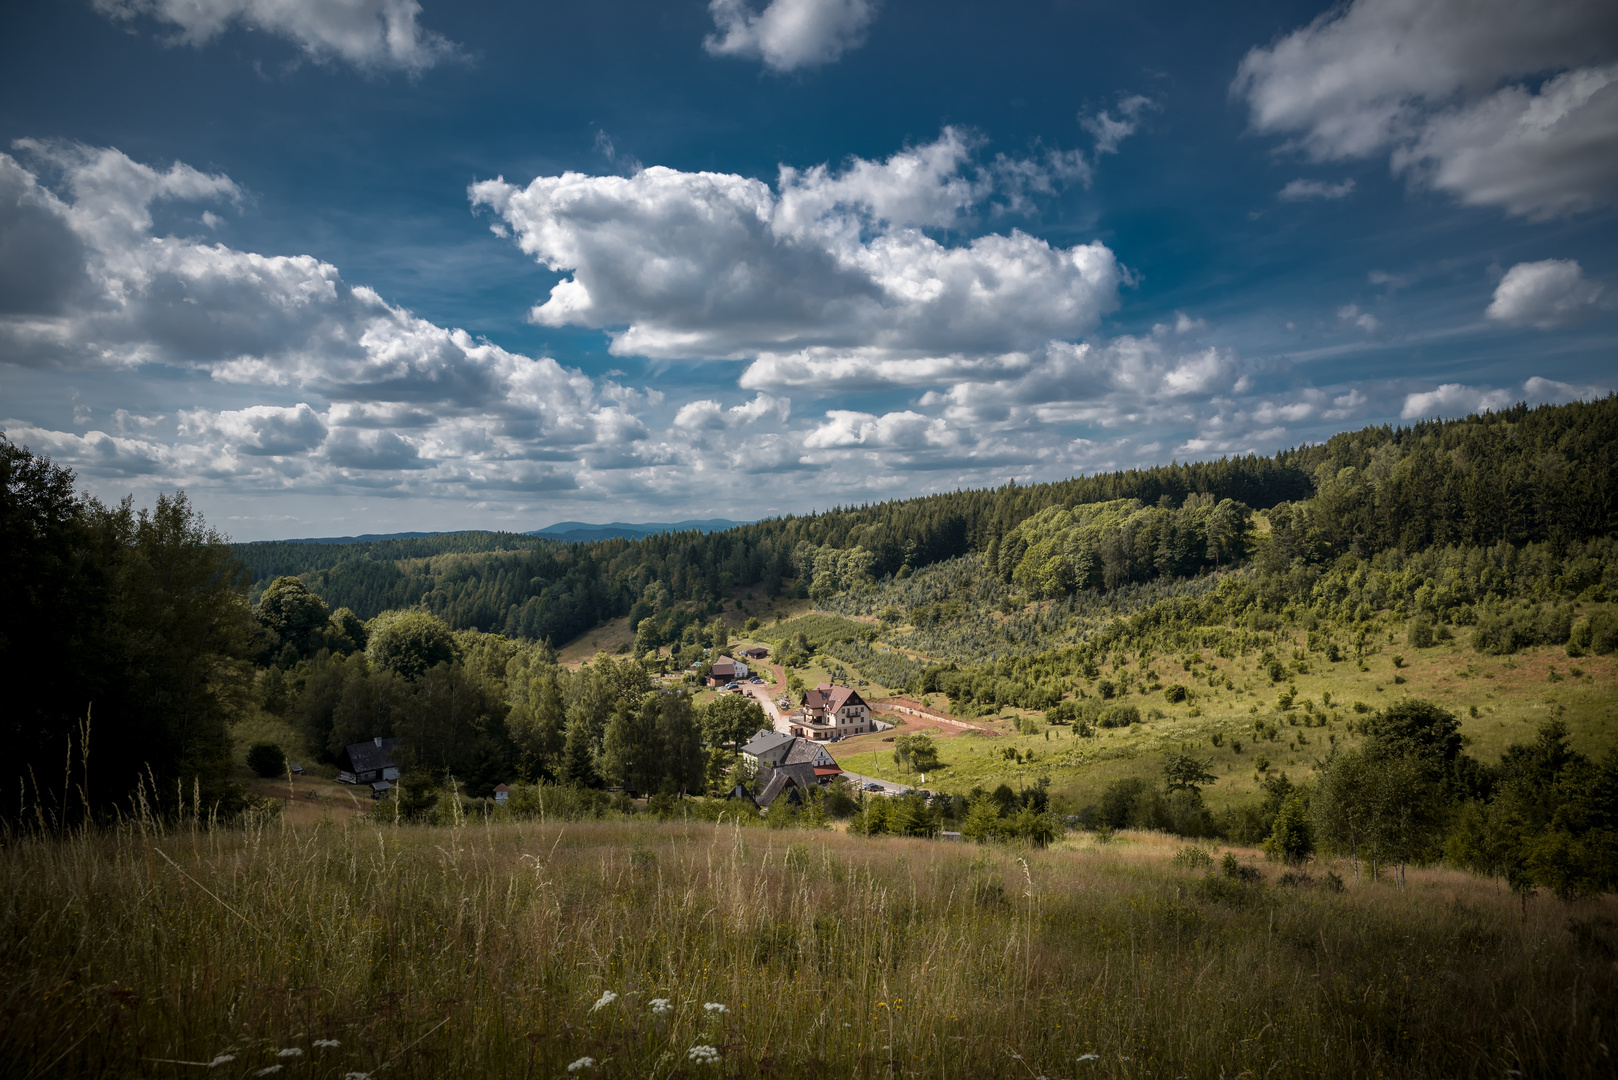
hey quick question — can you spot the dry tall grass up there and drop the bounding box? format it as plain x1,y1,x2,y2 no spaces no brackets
1,815,1612,1079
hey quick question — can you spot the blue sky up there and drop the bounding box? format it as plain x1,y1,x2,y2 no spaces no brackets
1,0,1614,540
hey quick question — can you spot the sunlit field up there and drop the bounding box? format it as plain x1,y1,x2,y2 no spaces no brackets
3,816,1613,1079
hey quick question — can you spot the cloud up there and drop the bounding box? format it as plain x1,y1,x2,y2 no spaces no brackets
1401,375,1612,419
178,403,327,454
0,142,707,499
470,130,1121,364
704,0,876,72
1337,303,1381,333
1401,383,1516,419
920,336,1248,428
93,0,460,74
1080,94,1157,156
1485,259,1605,328
1279,178,1356,200
1234,0,1618,218
673,392,791,429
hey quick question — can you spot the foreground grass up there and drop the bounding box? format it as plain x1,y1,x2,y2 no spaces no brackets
2,820,1614,1079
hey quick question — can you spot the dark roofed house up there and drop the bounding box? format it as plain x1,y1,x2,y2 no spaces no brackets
337,736,400,786
742,732,843,810
707,656,749,685
740,646,769,660
740,730,795,768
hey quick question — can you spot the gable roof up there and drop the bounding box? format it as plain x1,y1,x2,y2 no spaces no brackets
803,684,866,712
756,762,819,808
740,730,794,762
344,737,399,774
783,740,835,767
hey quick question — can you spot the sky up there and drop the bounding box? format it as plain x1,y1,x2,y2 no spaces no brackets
1,0,1614,541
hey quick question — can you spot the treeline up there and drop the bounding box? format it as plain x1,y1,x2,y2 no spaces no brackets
2,439,251,818
229,397,1617,649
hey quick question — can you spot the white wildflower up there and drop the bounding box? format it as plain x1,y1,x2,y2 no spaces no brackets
1077,1054,1100,1062
650,998,672,1015
343,1073,371,1080
255,1068,282,1077
566,1057,596,1072
276,1048,304,1058
688,1045,721,1065
590,990,618,1012
207,1055,236,1068
312,1039,340,1049
702,1002,729,1014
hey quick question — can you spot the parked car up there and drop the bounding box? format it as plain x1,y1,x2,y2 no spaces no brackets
724,681,740,690
863,783,884,792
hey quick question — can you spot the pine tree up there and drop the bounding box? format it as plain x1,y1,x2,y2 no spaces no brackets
560,715,599,788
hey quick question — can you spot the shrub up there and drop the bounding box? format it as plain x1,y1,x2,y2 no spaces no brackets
1098,703,1140,728
246,742,286,778
1164,683,1189,703
1172,845,1213,872
1408,617,1435,649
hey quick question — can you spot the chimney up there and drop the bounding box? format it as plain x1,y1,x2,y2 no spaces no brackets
374,736,383,747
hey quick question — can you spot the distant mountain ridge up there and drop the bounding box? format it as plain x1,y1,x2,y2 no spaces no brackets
526,518,752,542
265,519,752,546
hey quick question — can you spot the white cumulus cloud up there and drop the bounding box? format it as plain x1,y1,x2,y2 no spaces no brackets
92,0,459,73
1485,259,1605,329
1234,0,1618,219
470,130,1121,364
704,0,876,72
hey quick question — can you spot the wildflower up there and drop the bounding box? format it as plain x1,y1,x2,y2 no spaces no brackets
566,1058,596,1072
255,1069,282,1077
207,1055,236,1068
1077,1053,1100,1062
590,990,618,1012
343,1073,371,1080
703,1002,728,1014
312,1040,340,1049
687,1045,721,1065
276,1048,304,1058
650,998,672,1015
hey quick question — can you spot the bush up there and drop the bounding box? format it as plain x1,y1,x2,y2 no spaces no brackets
246,742,286,778
1164,683,1189,703
1172,845,1213,872
1098,703,1140,728
1408,616,1435,649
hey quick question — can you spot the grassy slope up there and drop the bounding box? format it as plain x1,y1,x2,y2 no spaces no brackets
3,817,1612,1079
826,633,1618,810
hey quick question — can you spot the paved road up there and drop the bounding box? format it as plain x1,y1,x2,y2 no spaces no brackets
837,770,914,795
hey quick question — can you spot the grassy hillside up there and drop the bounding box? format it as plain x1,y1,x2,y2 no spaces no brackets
832,637,1618,811
3,817,1612,1079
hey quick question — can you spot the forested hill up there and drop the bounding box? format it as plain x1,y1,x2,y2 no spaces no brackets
232,397,1617,645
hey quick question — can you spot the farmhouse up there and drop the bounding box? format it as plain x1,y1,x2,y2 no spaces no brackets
739,731,844,809
790,683,873,740
707,656,749,685
337,736,400,787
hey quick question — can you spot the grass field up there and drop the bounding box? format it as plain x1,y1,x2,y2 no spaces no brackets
2,816,1613,1079
832,638,1618,812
